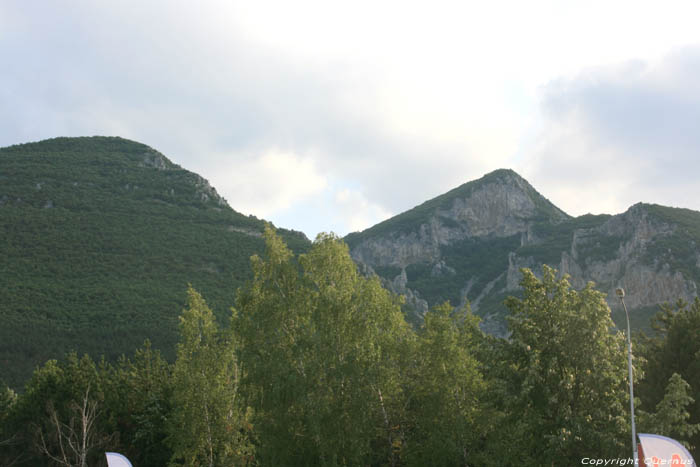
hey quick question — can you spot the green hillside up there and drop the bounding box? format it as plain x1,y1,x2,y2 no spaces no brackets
0,136,310,388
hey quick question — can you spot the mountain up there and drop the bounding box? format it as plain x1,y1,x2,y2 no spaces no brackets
345,169,700,334
0,136,310,388
4,139,699,388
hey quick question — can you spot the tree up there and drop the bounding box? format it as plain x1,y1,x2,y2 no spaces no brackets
167,286,253,466
402,302,488,466
12,353,114,466
637,298,700,457
0,383,22,466
234,227,411,466
102,340,173,466
638,373,700,450
36,386,102,467
497,266,630,464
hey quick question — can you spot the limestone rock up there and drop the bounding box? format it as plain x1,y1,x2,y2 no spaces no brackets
346,170,700,334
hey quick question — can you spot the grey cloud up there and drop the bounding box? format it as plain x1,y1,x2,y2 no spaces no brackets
528,46,700,213
0,1,482,222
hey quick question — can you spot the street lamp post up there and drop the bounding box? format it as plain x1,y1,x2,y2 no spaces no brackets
616,287,638,465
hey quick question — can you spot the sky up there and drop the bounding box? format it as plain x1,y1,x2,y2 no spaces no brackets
2,1,700,239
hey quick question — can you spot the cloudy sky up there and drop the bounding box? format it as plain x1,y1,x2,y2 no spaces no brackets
2,1,700,239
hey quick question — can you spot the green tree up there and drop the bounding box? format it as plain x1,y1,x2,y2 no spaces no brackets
0,382,16,432
637,298,700,456
0,382,21,466
10,353,113,466
102,341,173,466
234,228,411,466
402,302,488,466
497,266,629,464
167,286,253,466
638,373,700,450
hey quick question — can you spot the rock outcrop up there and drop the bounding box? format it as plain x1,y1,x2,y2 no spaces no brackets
346,170,700,335
350,170,567,268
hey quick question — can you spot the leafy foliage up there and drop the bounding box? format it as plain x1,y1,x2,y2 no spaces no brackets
167,287,253,466
638,373,700,450
3,353,112,466
234,228,413,466
4,138,700,465
402,302,488,466
4,231,700,465
496,266,630,463
102,341,173,466
0,136,310,388
638,298,700,457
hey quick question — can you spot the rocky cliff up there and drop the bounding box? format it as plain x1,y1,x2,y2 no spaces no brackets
346,170,700,334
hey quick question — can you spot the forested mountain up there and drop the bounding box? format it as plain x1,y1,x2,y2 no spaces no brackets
4,138,700,388
346,169,700,334
0,137,309,388
3,138,700,465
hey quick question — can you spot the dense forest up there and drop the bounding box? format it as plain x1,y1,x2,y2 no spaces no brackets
2,228,699,466
0,136,309,388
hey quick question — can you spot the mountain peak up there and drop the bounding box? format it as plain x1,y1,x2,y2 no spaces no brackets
479,167,522,181
457,169,562,214
346,169,568,244
0,135,235,210
4,135,181,170
344,169,570,287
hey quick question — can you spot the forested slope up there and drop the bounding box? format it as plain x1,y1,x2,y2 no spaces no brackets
0,136,309,388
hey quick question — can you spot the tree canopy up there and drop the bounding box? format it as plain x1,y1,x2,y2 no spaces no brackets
3,232,700,466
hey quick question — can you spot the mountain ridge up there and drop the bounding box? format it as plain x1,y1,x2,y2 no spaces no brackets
3,136,700,387
345,169,700,334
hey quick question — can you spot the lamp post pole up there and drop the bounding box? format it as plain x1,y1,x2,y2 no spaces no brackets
616,288,638,465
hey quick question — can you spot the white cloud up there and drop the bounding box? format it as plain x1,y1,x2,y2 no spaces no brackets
334,188,393,233
3,1,700,237
209,150,328,218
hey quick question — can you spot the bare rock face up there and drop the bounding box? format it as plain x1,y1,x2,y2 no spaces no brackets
506,252,537,291
437,176,542,237
347,169,700,334
138,150,229,208
351,170,567,268
140,151,173,170
390,268,430,316
355,263,430,320
559,204,697,309
351,228,441,268
508,203,699,315
191,173,228,208
348,170,570,328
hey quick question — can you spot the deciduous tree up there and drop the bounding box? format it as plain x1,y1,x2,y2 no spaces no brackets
638,372,700,450
498,266,629,463
167,286,253,466
403,302,488,466
638,298,700,457
234,227,411,466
